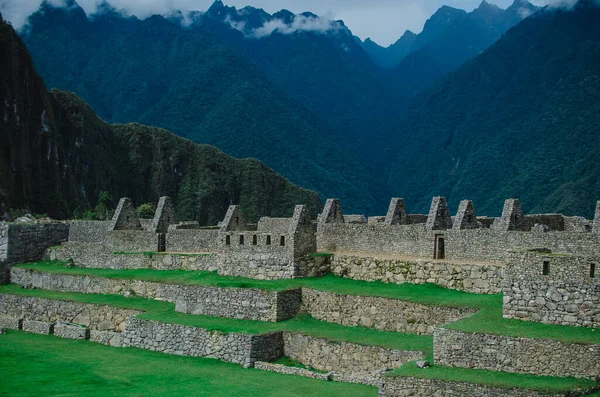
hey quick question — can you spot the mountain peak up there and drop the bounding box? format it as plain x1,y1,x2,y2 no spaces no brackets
400,30,416,39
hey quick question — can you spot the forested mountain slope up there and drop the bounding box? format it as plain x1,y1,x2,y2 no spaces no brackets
21,1,385,214
0,14,322,223
384,2,600,218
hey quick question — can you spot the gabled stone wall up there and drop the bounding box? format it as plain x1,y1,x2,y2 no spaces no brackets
503,252,600,327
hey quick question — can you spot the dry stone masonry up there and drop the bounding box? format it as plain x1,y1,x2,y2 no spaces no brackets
329,255,504,294
380,376,568,397
282,332,422,385
3,195,600,395
434,328,600,379
301,288,476,335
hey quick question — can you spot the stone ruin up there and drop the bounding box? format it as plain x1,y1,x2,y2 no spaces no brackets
1,194,600,396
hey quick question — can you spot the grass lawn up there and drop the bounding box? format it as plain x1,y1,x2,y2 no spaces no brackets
0,284,433,356
0,331,376,397
16,260,495,307
445,298,600,346
15,261,600,346
388,361,599,394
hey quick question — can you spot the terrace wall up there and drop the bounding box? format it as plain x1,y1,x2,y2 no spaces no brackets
122,318,283,367
434,328,600,379
0,293,140,331
282,332,422,385
10,268,302,322
329,255,504,294
379,376,567,397
302,289,477,335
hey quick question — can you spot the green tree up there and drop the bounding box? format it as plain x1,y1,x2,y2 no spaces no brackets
94,191,113,221
136,203,157,219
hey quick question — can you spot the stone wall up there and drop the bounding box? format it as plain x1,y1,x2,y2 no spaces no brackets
68,221,110,243
51,243,324,280
503,252,600,327
11,268,302,322
380,376,567,397
0,222,69,285
254,361,332,381
122,317,283,367
316,222,600,265
330,255,504,294
172,285,301,322
108,230,158,252
317,223,433,257
283,332,422,385
3,222,69,264
0,293,140,331
166,230,218,252
215,252,296,280
0,223,8,261
50,243,218,271
302,289,476,335
434,328,600,379
445,230,600,262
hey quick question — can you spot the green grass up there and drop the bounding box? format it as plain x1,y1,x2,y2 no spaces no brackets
446,297,600,346
0,331,376,397
16,261,495,308
15,261,600,346
388,361,599,394
0,284,433,355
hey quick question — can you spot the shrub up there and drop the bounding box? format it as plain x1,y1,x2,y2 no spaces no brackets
136,203,157,219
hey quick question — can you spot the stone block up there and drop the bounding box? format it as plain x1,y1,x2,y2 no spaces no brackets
89,330,123,347
22,320,54,335
54,323,90,340
0,316,22,330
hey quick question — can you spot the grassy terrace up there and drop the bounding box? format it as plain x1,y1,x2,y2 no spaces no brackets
0,284,433,356
15,261,600,346
0,331,375,397
388,361,599,394
16,261,493,307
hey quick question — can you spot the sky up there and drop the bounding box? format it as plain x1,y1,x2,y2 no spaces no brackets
0,0,565,46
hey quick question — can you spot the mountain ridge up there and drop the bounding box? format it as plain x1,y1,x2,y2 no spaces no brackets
0,14,322,222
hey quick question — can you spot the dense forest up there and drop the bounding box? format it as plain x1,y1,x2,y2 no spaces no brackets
3,0,600,220
21,2,386,215
0,15,321,223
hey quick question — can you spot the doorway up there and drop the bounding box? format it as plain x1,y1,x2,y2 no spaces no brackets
434,234,445,260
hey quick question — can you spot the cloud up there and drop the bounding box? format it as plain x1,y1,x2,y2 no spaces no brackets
518,6,535,17
0,0,597,46
249,12,343,39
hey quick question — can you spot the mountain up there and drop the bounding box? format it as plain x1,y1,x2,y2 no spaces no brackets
183,1,405,156
383,1,600,218
357,31,417,69
0,14,321,223
20,1,385,215
388,0,539,95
